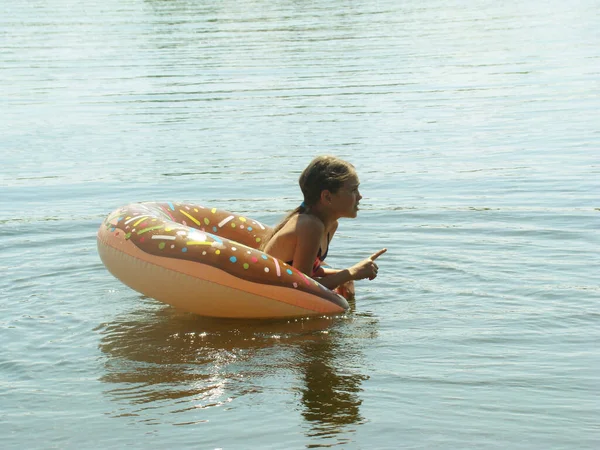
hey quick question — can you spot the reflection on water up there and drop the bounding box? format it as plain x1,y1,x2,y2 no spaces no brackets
97,298,376,438
299,336,369,439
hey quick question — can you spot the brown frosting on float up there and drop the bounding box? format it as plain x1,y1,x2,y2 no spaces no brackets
103,202,346,308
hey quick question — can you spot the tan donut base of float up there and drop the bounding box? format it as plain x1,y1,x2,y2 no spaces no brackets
97,203,348,319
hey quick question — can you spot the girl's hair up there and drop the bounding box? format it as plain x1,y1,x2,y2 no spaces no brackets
260,155,355,250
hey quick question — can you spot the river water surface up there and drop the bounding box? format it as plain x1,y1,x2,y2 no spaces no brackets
1,0,599,448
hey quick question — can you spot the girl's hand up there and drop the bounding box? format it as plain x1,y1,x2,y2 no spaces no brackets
349,248,387,281
336,280,355,300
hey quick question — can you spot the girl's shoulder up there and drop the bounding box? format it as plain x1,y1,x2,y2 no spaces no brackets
293,214,339,236
295,213,325,234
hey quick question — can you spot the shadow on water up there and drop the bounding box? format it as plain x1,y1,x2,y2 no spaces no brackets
97,298,377,439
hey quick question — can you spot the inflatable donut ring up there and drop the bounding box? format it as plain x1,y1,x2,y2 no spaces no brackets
97,202,349,319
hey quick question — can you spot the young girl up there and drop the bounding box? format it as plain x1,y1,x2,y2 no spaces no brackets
261,155,386,297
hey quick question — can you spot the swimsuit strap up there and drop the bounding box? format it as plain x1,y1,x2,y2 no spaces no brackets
318,232,331,261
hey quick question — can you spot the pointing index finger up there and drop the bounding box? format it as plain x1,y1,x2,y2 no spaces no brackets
369,248,387,261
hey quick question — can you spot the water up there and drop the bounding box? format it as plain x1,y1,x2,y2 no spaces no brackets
1,0,599,448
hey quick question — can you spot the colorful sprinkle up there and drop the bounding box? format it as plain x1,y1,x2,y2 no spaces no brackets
107,211,122,222
251,257,258,263
182,248,188,252
256,238,261,243
286,269,293,275
243,263,249,269
218,215,234,227
273,258,281,277
231,247,237,251
239,217,247,222
294,268,311,286
211,208,217,214
160,206,176,221
230,256,237,263
158,242,165,250
167,202,175,211
261,254,268,260
180,210,201,226
264,267,270,273
151,235,175,240
247,226,253,231
204,218,210,225
215,250,221,255
125,215,147,225
137,225,164,235
132,216,149,227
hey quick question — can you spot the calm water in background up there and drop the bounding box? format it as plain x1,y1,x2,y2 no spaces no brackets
1,0,599,448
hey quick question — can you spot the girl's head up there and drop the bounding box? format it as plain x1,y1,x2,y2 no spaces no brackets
260,156,360,250
298,155,361,218
300,156,354,204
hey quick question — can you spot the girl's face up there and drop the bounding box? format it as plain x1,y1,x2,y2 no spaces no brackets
330,173,362,219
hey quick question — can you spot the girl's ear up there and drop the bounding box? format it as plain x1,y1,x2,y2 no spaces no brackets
321,190,332,204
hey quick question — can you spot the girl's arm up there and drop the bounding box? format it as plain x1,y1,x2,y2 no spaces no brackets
315,248,387,290
291,217,386,289
319,267,339,276
291,217,325,277
315,267,355,300
315,269,355,290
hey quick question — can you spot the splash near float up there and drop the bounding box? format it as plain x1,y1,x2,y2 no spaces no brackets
97,202,349,319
